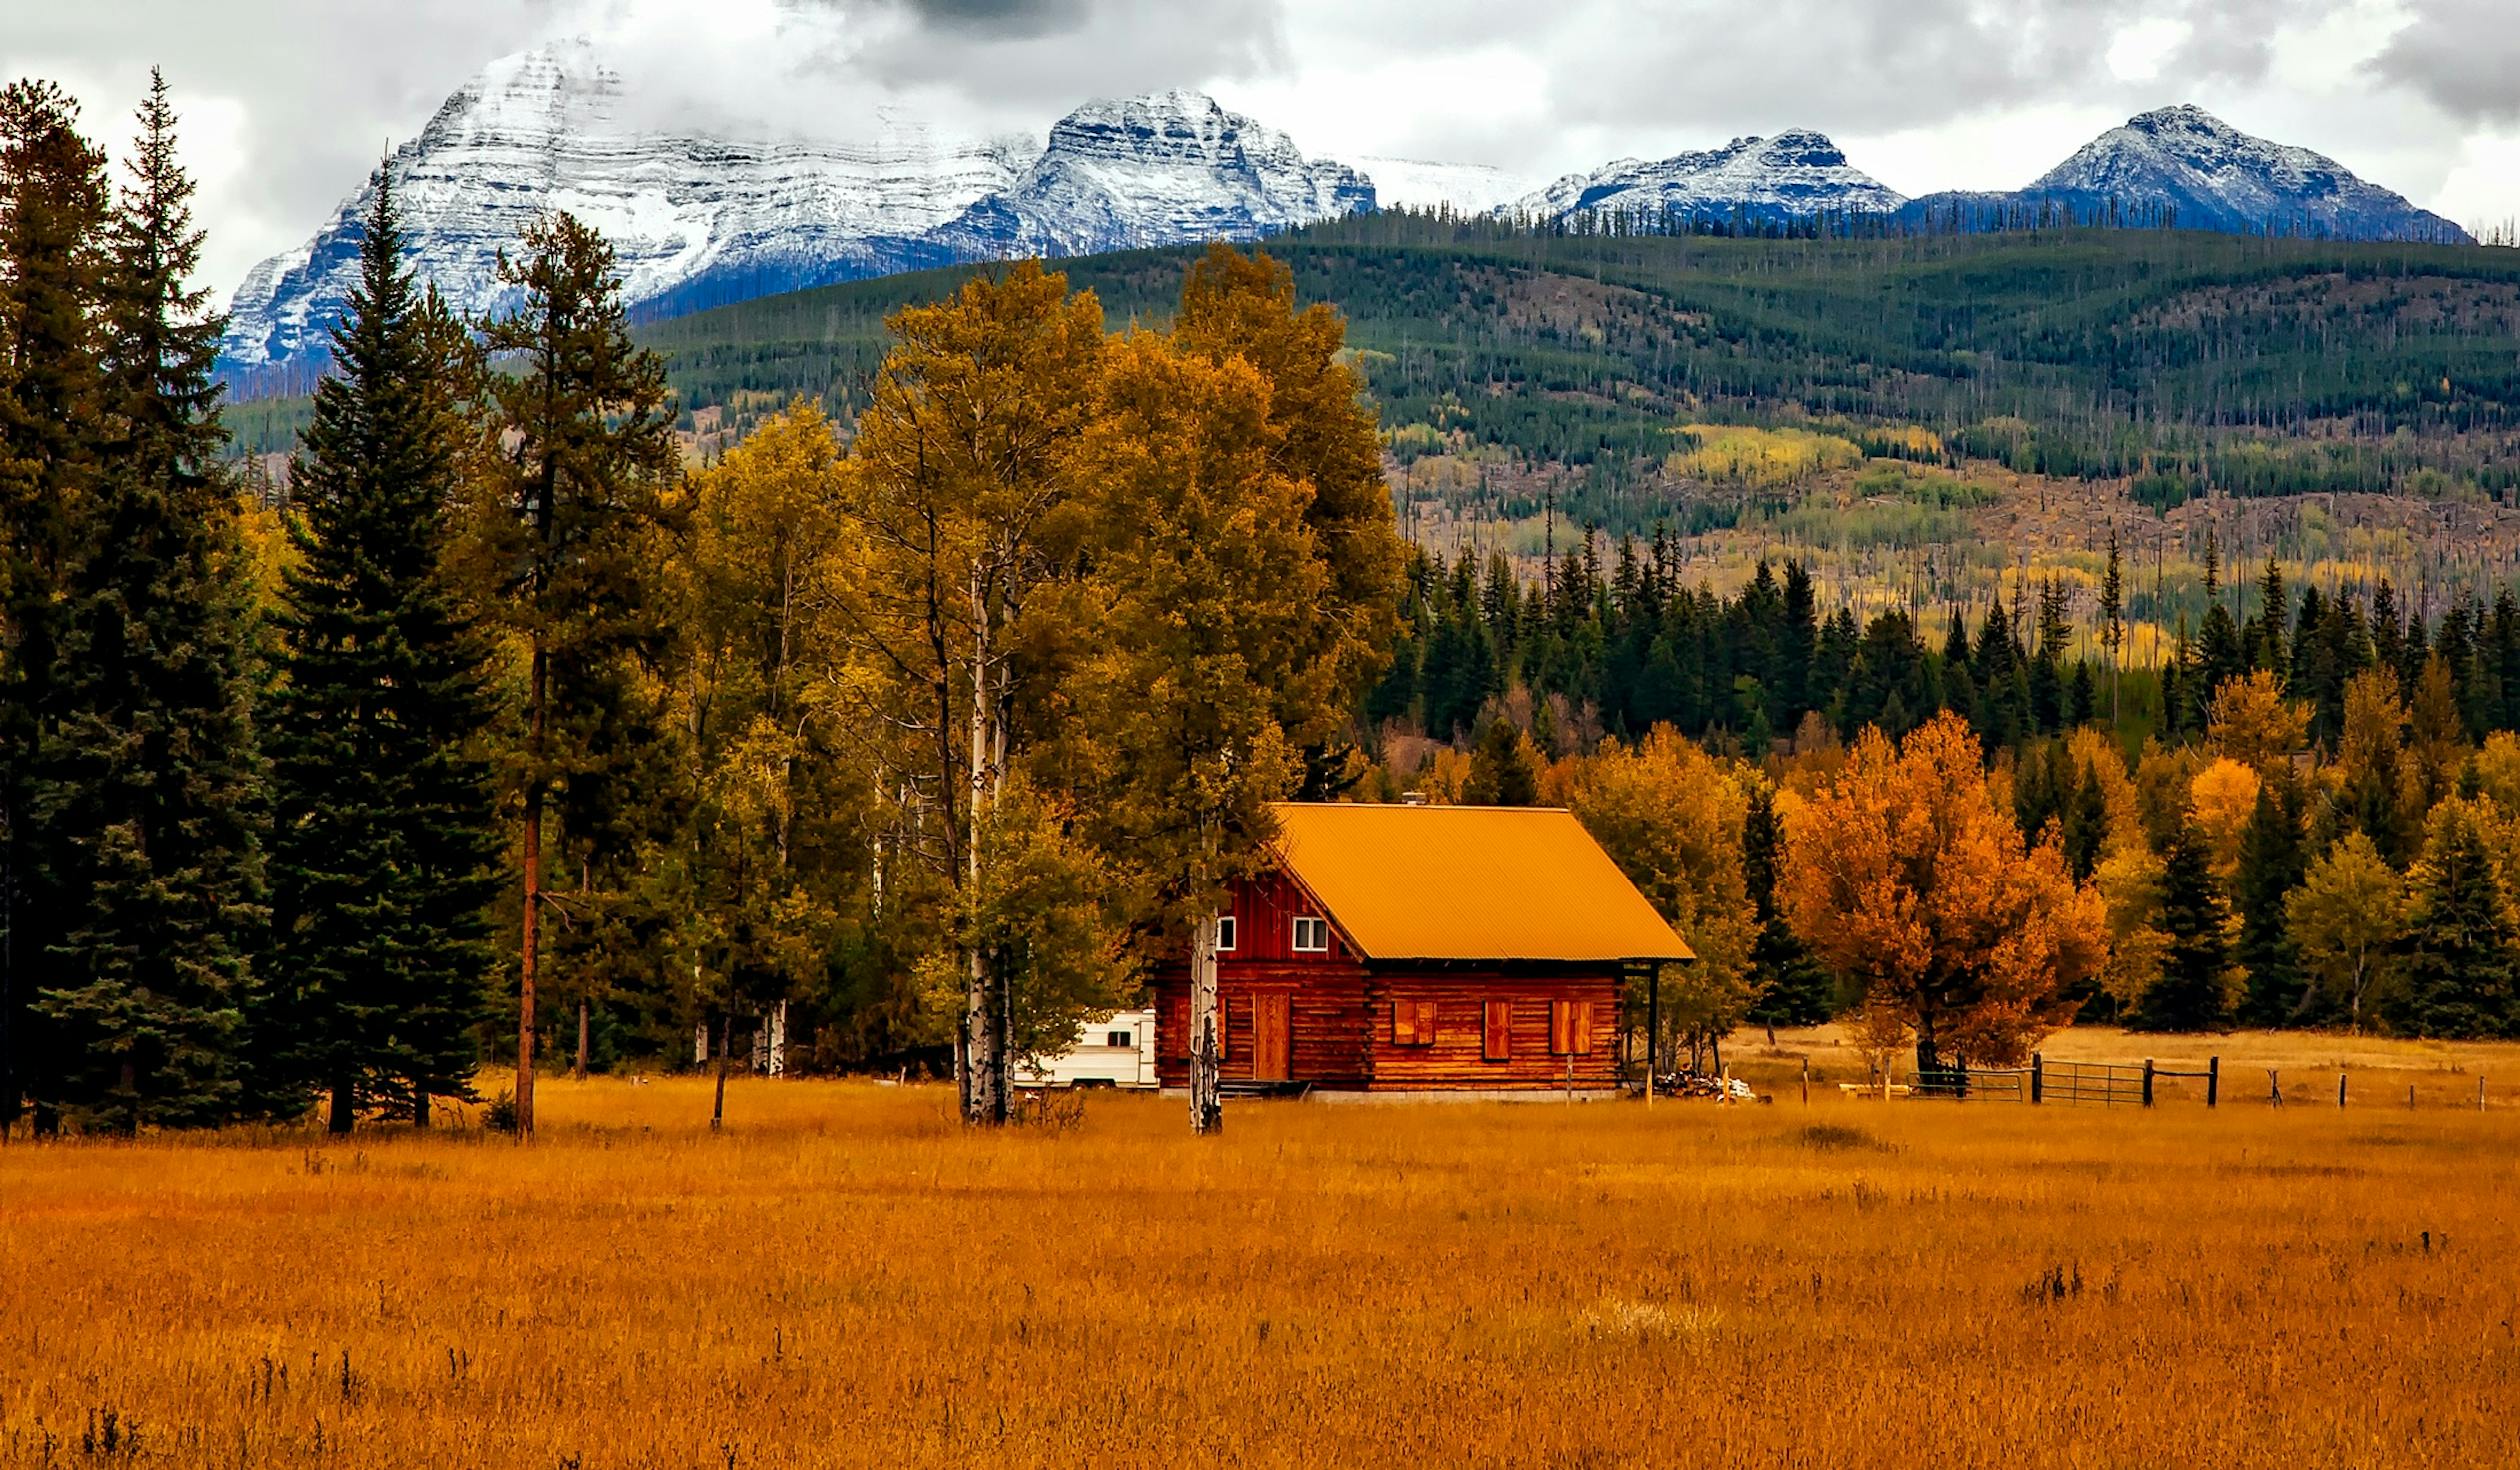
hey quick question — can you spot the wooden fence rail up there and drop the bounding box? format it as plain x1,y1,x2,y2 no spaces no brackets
1859,1056,2491,1112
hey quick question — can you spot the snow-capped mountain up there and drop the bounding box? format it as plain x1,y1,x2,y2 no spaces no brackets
223,45,2481,385
1505,130,1907,225
928,90,1373,260
1896,105,2470,243
220,47,1373,374
1355,157,1549,216
223,38,1040,369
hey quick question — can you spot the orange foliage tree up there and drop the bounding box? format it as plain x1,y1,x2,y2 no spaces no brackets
1779,713,2107,1072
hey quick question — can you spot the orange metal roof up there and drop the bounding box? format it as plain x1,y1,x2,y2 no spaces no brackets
1268,803,1696,963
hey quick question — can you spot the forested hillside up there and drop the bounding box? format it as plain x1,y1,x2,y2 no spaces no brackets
629,217,2520,504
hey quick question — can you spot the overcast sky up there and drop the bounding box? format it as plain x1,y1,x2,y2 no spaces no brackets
10,0,2518,300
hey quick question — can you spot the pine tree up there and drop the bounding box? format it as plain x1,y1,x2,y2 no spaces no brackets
1463,717,1540,806
2232,771,2307,1024
475,211,680,1136
2392,803,2517,1039
2252,557,2286,674
2132,819,2234,1032
2066,659,2096,728
32,72,267,1131
2061,760,2107,882
0,79,112,1135
268,166,501,1132
1742,783,1833,1025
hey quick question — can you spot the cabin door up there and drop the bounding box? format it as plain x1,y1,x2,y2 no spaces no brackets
1252,992,1292,1081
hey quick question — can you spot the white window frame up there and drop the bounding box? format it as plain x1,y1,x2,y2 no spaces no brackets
1214,914,1237,952
1292,915,1330,953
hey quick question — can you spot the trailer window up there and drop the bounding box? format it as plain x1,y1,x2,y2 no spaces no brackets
1106,1030,1133,1048
1292,916,1329,953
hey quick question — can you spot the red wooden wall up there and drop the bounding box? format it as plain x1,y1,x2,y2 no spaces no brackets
1147,872,1629,1092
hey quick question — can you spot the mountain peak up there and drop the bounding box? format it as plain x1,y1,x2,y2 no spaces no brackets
1511,128,1903,223
2126,102,2228,131
2028,105,2469,242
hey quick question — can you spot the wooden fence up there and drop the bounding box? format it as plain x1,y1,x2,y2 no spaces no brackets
1824,1055,2492,1111
1901,1055,2224,1106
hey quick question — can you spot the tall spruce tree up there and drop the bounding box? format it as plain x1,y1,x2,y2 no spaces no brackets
1741,782,1833,1025
0,79,111,1135
2232,771,2308,1024
268,168,501,1132
2391,803,2517,1039
474,211,678,1137
2132,818,2234,1032
32,72,266,1131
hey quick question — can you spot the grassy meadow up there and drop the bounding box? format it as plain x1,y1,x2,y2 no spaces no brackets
5,1034,2517,1468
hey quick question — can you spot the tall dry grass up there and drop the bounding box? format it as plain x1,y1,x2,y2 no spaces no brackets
4,1042,2517,1467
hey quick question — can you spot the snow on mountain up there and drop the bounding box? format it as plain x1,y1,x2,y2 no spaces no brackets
222,38,1039,369
224,53,2480,383
2030,105,2468,241
1506,129,1907,225
926,89,1373,260
222,52,1374,373
1897,105,2470,243
1355,157,1548,216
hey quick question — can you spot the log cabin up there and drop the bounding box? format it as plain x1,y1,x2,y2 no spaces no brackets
1149,803,1694,1095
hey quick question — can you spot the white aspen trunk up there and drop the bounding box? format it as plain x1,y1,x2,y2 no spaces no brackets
1189,917,1222,1135
693,1018,708,1066
962,564,1003,1126
768,1000,787,1078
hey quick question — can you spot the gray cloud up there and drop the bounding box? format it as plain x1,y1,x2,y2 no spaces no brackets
885,0,1093,34
2369,0,2520,125
851,0,1286,110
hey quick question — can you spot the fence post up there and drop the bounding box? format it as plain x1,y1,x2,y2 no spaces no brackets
2206,1055,2219,1109
1801,1056,1810,1106
2031,1053,2043,1105
2142,1058,2155,1108
2269,1068,2282,1107
2408,1083,2416,1109
2338,1072,2348,1109
2482,1075,2489,1112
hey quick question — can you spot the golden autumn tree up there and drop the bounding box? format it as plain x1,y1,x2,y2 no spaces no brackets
668,401,868,1098
1556,726,1761,1070
2204,669,2310,776
1780,712,2106,1072
1168,245,1403,741
817,261,1107,1126
1044,331,1336,1132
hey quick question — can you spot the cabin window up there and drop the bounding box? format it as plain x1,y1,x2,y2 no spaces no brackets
1214,914,1237,952
1483,1000,1511,1061
1550,1000,1595,1056
1391,999,1437,1046
1291,916,1329,953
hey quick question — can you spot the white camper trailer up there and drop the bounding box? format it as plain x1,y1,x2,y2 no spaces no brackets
1010,1008,1158,1090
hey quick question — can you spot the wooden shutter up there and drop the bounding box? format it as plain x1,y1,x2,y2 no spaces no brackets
1549,1000,1573,1055
1416,1000,1439,1045
1483,1000,1511,1061
1391,1000,1417,1046
1571,1000,1595,1055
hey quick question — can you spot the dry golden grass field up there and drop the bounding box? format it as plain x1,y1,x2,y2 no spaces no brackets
4,1031,2517,1469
